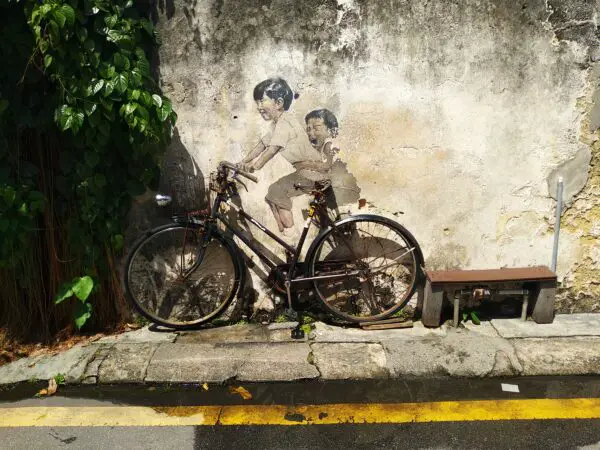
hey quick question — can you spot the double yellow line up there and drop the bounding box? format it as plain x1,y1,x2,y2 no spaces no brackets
2,398,600,427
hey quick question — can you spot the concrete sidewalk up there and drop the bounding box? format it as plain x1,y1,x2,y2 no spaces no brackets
1,314,599,385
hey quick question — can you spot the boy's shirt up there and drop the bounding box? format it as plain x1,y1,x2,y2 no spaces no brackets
321,137,340,163
262,112,321,164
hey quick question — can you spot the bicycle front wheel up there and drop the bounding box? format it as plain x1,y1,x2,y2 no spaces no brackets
124,224,243,329
307,215,424,323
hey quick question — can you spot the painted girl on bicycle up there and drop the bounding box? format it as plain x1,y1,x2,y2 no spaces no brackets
237,77,328,233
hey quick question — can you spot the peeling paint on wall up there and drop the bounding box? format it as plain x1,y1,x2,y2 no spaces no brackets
558,70,600,312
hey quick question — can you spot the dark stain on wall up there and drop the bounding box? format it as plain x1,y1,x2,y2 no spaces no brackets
161,0,369,72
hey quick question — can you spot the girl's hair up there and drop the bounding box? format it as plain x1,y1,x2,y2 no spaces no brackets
253,77,298,111
304,108,339,138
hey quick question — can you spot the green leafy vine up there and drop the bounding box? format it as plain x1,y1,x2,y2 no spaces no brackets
0,0,176,332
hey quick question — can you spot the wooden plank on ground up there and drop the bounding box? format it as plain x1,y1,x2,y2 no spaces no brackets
360,321,414,330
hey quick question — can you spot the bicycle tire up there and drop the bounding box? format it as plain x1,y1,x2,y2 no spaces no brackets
124,224,244,329
306,214,424,323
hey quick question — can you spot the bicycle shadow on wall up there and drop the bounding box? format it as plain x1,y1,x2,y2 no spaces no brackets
126,128,259,328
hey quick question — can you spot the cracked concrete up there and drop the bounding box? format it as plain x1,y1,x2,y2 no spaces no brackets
1,317,599,384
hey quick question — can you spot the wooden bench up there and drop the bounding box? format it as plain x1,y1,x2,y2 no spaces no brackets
421,266,557,328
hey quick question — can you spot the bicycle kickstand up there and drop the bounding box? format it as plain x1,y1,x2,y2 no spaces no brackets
284,280,305,340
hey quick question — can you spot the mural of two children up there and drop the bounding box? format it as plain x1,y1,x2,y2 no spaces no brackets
237,77,361,234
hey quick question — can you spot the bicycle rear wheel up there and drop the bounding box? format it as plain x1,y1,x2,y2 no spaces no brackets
307,215,423,323
124,224,243,329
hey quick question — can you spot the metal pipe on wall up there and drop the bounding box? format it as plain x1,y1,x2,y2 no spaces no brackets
551,177,564,273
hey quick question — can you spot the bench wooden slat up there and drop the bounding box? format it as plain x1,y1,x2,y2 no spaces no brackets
425,266,556,284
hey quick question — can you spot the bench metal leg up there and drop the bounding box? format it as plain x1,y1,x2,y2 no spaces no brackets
521,292,529,321
422,280,444,327
531,280,556,324
453,296,460,327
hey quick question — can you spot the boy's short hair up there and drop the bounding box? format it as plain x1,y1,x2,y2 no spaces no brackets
253,78,295,111
305,108,339,137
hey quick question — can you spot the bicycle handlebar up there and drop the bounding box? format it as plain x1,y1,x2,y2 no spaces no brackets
219,161,258,183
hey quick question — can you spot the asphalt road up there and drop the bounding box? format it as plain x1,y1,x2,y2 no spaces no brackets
1,377,600,449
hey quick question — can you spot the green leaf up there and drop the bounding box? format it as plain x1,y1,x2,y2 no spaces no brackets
91,79,104,95
105,14,118,28
44,54,52,68
140,91,152,107
158,106,169,122
73,301,92,330
123,103,137,115
103,79,114,97
76,26,88,42
106,29,123,43
162,99,173,115
60,5,75,26
2,186,16,206
48,20,60,42
54,282,74,304
72,111,85,132
84,39,95,52
57,105,74,131
52,9,66,28
114,52,125,68
111,234,124,251
137,56,149,75
114,73,128,93
72,276,94,301
136,103,149,121
152,94,162,108
83,101,97,116
0,99,8,115
130,68,142,85
140,18,153,36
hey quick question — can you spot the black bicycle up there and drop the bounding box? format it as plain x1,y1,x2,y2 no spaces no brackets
124,161,425,335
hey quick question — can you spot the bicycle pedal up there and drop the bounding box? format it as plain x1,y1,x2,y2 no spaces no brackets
291,328,305,340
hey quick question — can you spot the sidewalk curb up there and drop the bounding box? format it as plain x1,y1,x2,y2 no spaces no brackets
1,315,599,386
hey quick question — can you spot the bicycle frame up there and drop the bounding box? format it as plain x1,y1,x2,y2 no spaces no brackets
190,169,364,310
211,189,322,281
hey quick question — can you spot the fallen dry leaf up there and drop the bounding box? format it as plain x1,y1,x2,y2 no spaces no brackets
37,378,58,397
229,386,252,400
202,383,209,391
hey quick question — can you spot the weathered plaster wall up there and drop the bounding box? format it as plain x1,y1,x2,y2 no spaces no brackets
146,0,600,312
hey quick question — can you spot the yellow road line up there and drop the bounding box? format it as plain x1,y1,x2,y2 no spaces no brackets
1,398,600,427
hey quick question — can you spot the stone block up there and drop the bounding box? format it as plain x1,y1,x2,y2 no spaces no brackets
146,342,319,383
98,343,158,384
0,345,97,385
512,337,600,376
311,343,389,379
